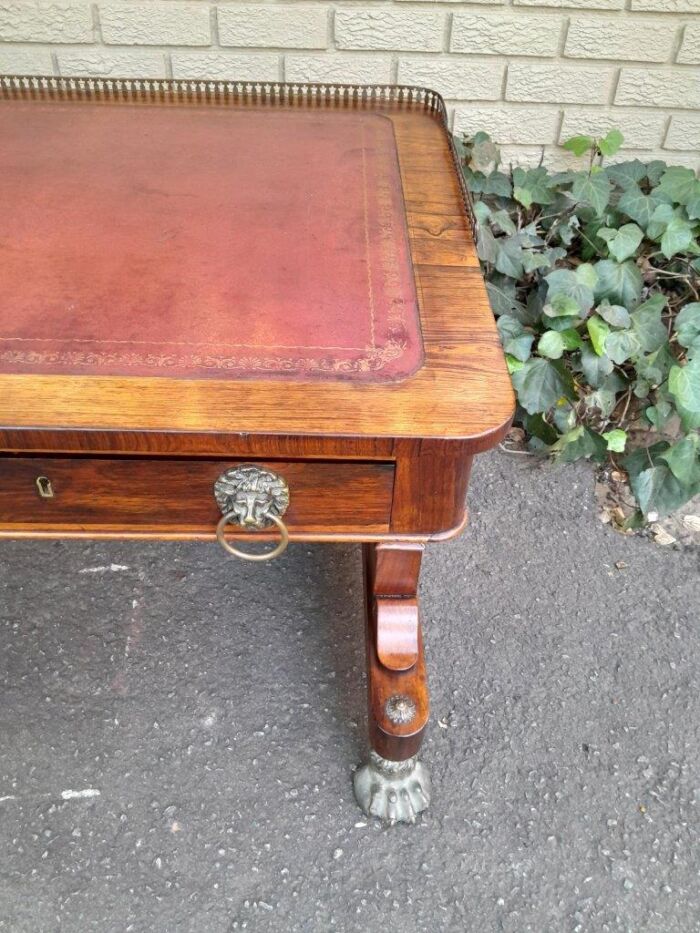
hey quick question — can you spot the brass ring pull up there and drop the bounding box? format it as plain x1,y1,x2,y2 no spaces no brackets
213,464,291,562
215,510,289,563
216,512,289,561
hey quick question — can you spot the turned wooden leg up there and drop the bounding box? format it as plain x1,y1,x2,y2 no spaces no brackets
353,542,431,824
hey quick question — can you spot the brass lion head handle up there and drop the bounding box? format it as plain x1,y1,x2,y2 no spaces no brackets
214,464,290,562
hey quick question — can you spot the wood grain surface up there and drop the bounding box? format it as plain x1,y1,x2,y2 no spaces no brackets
363,542,429,761
0,457,394,535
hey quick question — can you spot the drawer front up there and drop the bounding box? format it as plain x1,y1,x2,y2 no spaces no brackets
0,458,394,535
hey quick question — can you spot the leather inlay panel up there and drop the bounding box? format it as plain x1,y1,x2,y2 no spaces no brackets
0,104,422,382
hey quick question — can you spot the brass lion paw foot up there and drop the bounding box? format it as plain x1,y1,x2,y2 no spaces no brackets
353,751,431,824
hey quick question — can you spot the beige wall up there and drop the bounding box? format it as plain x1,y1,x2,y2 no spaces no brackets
0,0,698,169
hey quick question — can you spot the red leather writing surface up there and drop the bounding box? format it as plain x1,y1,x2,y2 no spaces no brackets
0,102,422,382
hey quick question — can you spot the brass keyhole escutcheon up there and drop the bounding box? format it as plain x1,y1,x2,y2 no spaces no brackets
35,476,54,499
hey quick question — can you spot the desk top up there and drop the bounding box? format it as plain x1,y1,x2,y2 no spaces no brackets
0,78,513,444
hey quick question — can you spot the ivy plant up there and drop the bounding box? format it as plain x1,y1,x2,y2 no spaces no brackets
459,130,700,522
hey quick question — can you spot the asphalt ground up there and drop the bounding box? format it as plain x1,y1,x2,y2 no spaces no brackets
1,451,698,933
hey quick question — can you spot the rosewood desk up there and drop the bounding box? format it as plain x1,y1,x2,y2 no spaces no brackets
0,77,513,825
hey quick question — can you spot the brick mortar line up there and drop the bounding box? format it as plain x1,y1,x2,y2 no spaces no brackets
671,22,688,63
5,50,700,77
390,53,399,82
557,15,570,55
445,99,697,116
499,61,508,99
442,10,452,54
556,107,566,144
327,6,335,51
503,143,700,158
91,3,102,44
210,5,221,49
296,2,694,18
607,65,621,105
661,112,673,147
4,41,699,71
60,0,700,18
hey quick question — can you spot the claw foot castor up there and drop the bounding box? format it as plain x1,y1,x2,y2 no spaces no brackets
353,751,431,824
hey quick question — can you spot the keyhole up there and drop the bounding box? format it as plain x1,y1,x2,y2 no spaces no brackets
35,476,54,498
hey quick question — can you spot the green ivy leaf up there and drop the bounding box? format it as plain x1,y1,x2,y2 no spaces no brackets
658,435,700,486
646,399,674,431
553,216,580,246
605,329,640,365
587,315,611,356
646,202,677,242
669,356,700,429
630,294,667,353
572,172,612,216
525,413,559,445
597,301,631,328
562,135,595,157
494,236,525,278
521,251,554,274
512,357,573,414
636,343,675,386
594,259,643,308
587,372,626,417
505,354,524,374
514,186,533,209
598,128,624,157
646,161,667,186
675,302,700,350
560,328,584,350
598,223,644,262
545,266,597,314
576,263,599,290
602,428,627,452
512,166,556,206
657,165,699,205
468,135,500,173
552,402,577,433
497,315,534,362
538,330,566,359
622,441,691,519
606,160,647,190
618,185,667,228
490,209,517,235
623,441,668,478
580,344,614,386
482,171,513,198
473,200,491,225
547,314,581,332
686,194,700,221
485,278,526,318
660,216,695,259
553,425,607,462
634,376,651,399
477,225,498,264
631,464,691,519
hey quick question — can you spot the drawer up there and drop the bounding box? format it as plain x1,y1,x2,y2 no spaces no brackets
0,457,394,536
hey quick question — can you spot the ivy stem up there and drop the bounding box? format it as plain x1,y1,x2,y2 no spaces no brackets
577,229,606,257
617,387,634,428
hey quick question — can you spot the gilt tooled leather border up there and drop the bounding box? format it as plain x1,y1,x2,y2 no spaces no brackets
0,78,443,383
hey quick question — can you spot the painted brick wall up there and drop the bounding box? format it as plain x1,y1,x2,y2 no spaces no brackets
0,0,698,168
